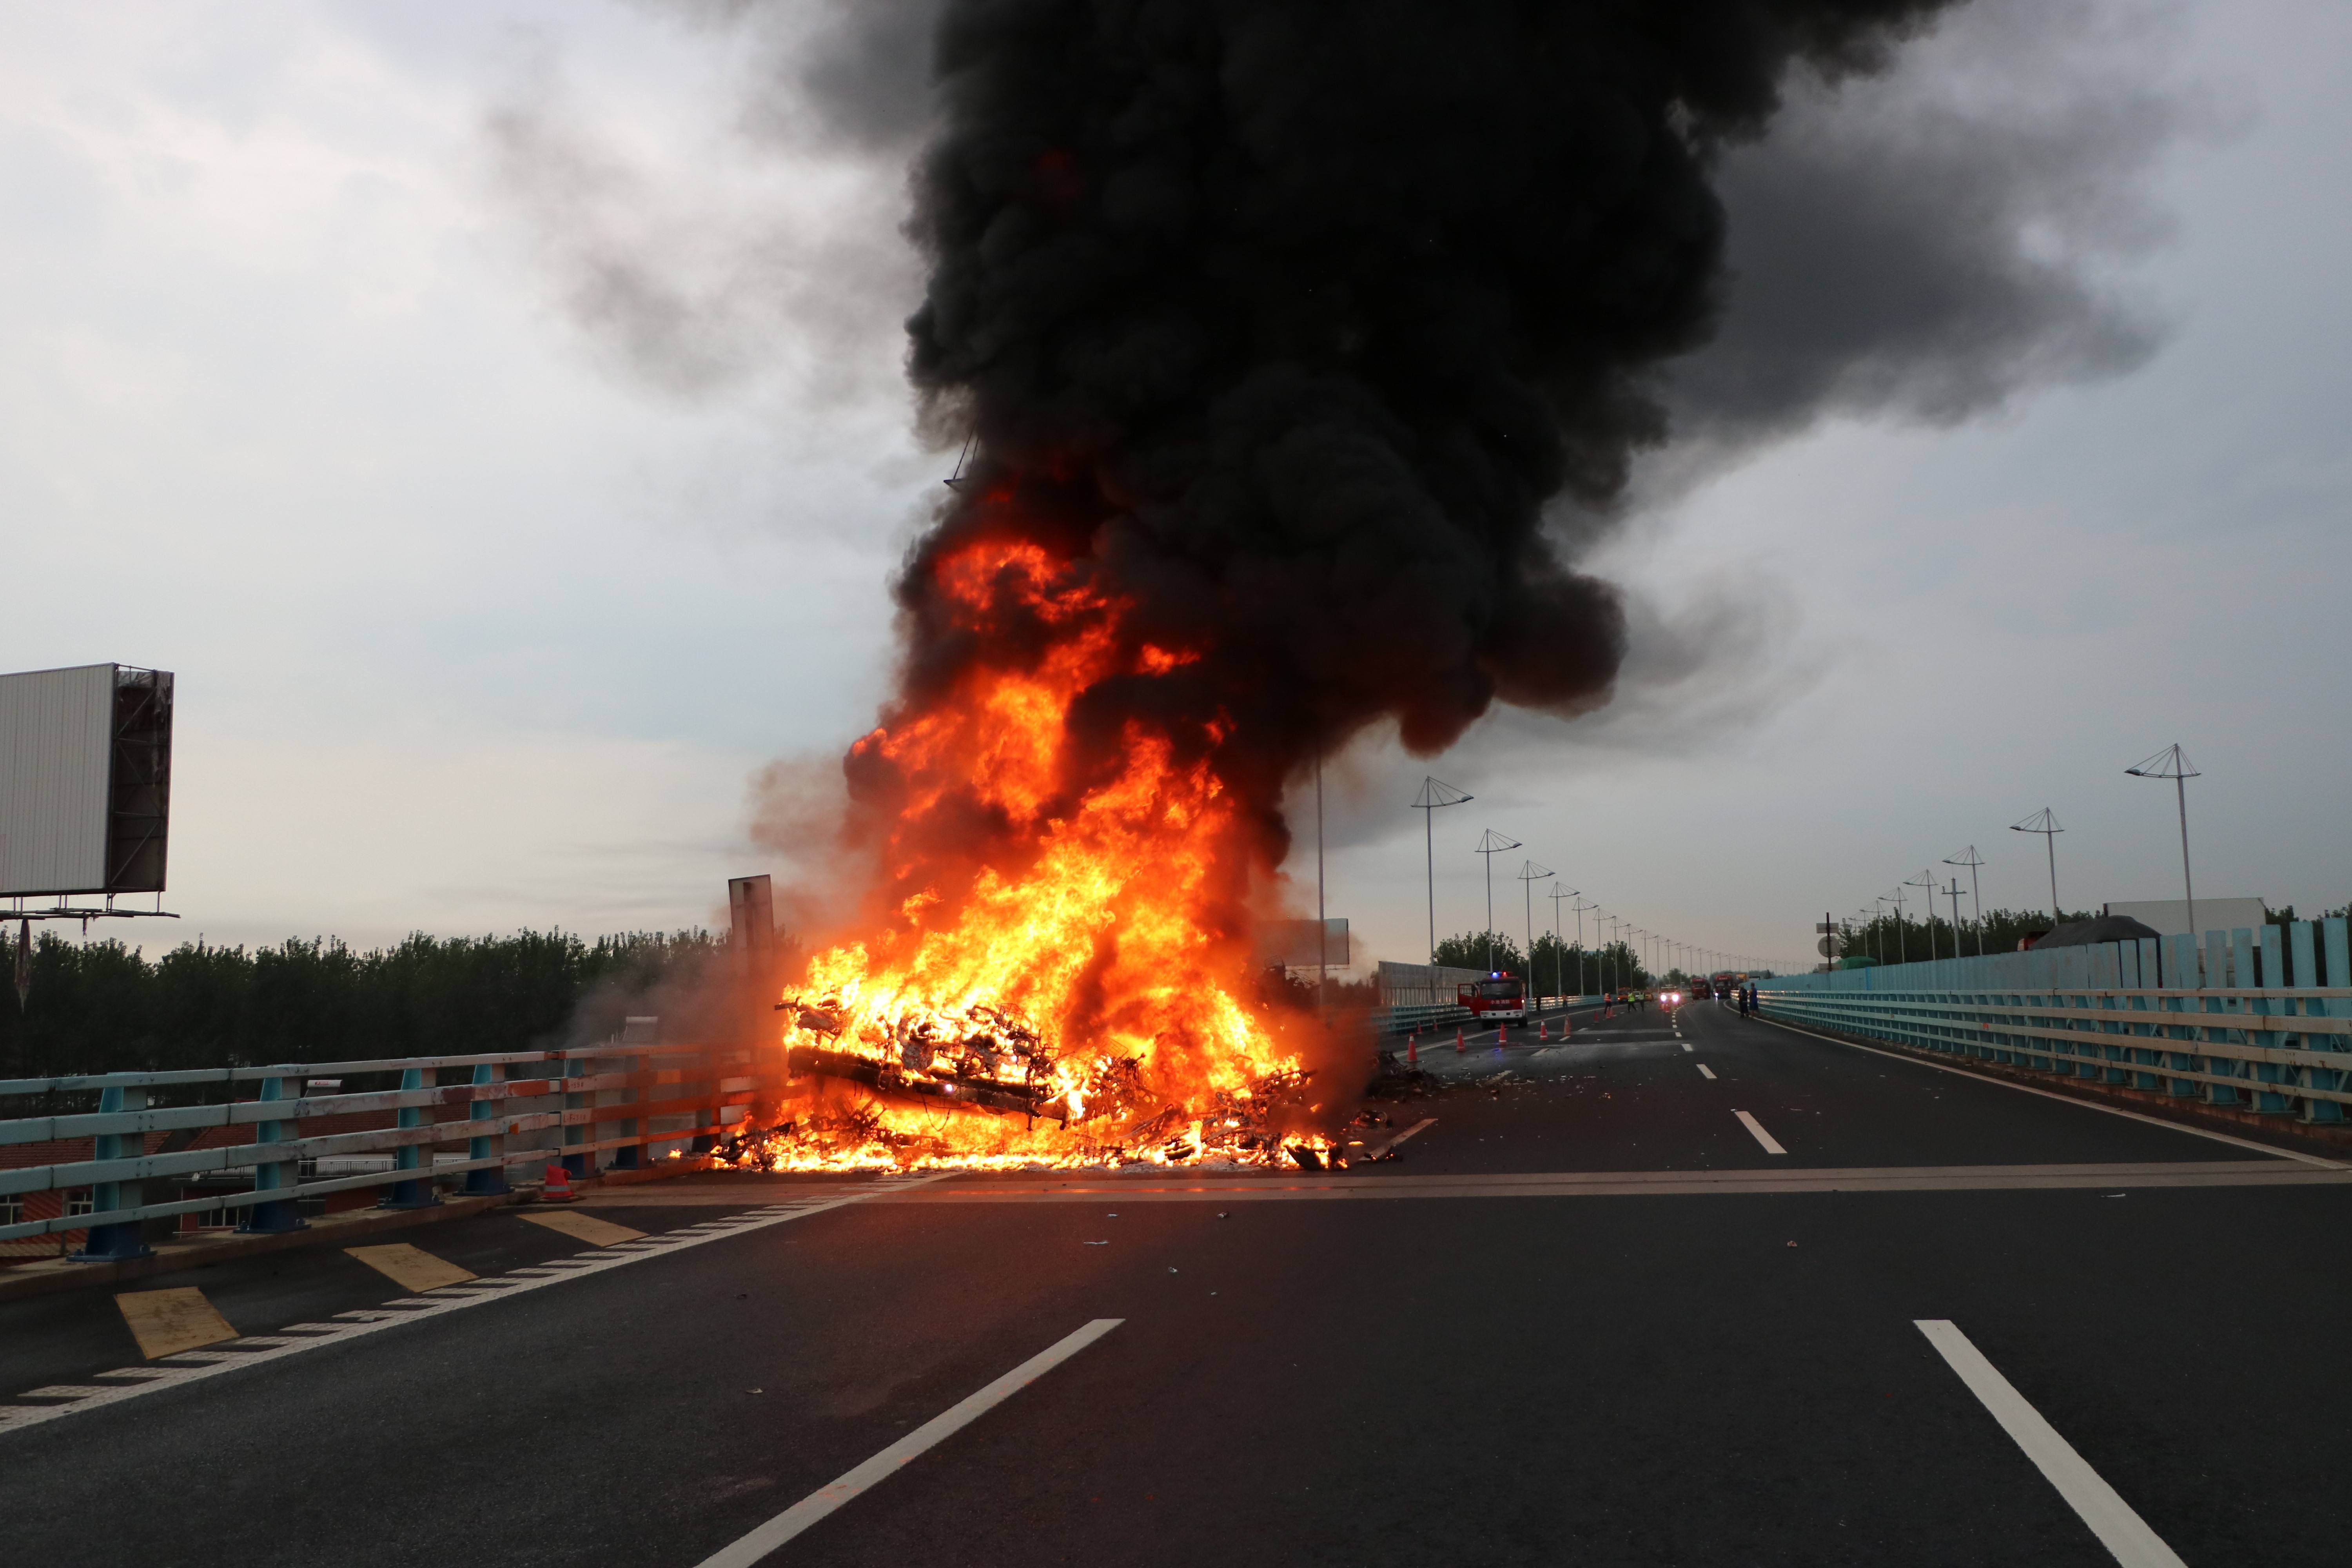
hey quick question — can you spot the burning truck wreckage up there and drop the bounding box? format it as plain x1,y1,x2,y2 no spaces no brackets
742,992,1354,1172
691,0,1989,1174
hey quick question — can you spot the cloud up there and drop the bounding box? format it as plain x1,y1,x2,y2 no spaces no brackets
1641,0,2192,495
480,24,920,405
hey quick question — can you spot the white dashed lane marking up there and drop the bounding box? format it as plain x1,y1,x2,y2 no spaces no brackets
1695,1064,1717,1080
1733,1111,1787,1155
692,1318,1124,1568
1916,1319,2186,1567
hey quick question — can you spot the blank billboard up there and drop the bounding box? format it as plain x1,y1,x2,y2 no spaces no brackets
0,663,174,897
1255,918,1349,968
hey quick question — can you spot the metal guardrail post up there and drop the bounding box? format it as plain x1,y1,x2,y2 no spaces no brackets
464,1062,509,1196
379,1066,441,1209
71,1084,154,1262
562,1056,591,1181
607,1050,643,1171
2315,919,2351,1123
239,1074,307,1233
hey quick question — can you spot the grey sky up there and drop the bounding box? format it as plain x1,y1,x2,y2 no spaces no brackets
1,0,2344,972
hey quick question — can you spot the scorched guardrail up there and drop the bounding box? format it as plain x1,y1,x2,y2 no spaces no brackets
0,1041,766,1260
1757,919,2352,1124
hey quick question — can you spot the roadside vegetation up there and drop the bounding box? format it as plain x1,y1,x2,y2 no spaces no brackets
0,929,747,1082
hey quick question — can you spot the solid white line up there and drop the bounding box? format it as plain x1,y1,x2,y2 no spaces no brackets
1752,1014,2341,1168
1733,1110,1786,1155
693,1319,1123,1568
1915,1320,2186,1568
1695,1065,1717,1081
0,1176,947,1438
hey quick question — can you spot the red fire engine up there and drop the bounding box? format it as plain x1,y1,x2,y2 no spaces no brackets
1457,972,1528,1022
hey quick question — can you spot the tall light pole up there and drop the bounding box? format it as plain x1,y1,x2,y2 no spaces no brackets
1410,777,1472,964
1905,871,1939,960
1474,829,1523,972
2126,745,2201,939
1517,860,1553,987
2011,809,2063,924
1314,756,1327,1020
1549,883,1575,1003
1574,897,1597,998
1944,846,1986,956
1887,886,1909,965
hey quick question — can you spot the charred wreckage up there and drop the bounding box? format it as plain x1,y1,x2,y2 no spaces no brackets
710,994,1374,1170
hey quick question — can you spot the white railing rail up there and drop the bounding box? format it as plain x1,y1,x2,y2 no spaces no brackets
0,1041,768,1259
1757,918,2352,1125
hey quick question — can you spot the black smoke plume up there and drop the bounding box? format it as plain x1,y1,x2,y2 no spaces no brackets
877,0,1959,859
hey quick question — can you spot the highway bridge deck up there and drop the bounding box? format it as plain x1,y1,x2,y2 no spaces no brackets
3,1001,2344,1566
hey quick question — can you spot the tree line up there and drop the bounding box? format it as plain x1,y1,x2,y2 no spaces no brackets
1432,931,1666,992
1831,902,2352,967
1,929,755,1083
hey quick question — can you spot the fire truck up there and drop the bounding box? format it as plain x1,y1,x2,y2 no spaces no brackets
1457,972,1528,1022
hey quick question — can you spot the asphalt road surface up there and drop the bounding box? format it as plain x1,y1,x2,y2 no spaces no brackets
6,998,2348,1567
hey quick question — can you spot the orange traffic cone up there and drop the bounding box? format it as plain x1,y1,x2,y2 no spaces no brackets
1539,1020,1549,1042
542,1162,577,1202
1497,1022,1508,1047
1455,1027,1466,1054
1407,1034,1419,1067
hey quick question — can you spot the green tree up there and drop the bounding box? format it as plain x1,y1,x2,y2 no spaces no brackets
0,926,768,1085
1432,931,1525,975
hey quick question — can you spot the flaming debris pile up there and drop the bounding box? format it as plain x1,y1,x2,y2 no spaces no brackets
731,0,1960,1172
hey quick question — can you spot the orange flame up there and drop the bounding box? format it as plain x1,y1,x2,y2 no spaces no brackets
740,532,1346,1172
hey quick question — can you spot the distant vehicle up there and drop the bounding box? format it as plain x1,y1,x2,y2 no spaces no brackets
1458,972,1528,1022
1659,988,1686,1009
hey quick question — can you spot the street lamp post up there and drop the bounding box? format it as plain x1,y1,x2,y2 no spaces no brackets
2011,808,2064,925
1944,846,1987,956
1410,778,1473,964
2126,745,2201,940
1574,897,1596,998
1887,886,1908,966
1906,870,1938,961
1315,756,1327,1021
1474,829,1523,973
1517,860,1554,994
1549,883,1576,1004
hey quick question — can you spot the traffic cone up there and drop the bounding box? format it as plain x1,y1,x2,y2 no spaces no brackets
1407,1034,1419,1067
1455,1027,1466,1054
1538,1020,1549,1042
1497,1022,1508,1047
542,1163,577,1203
